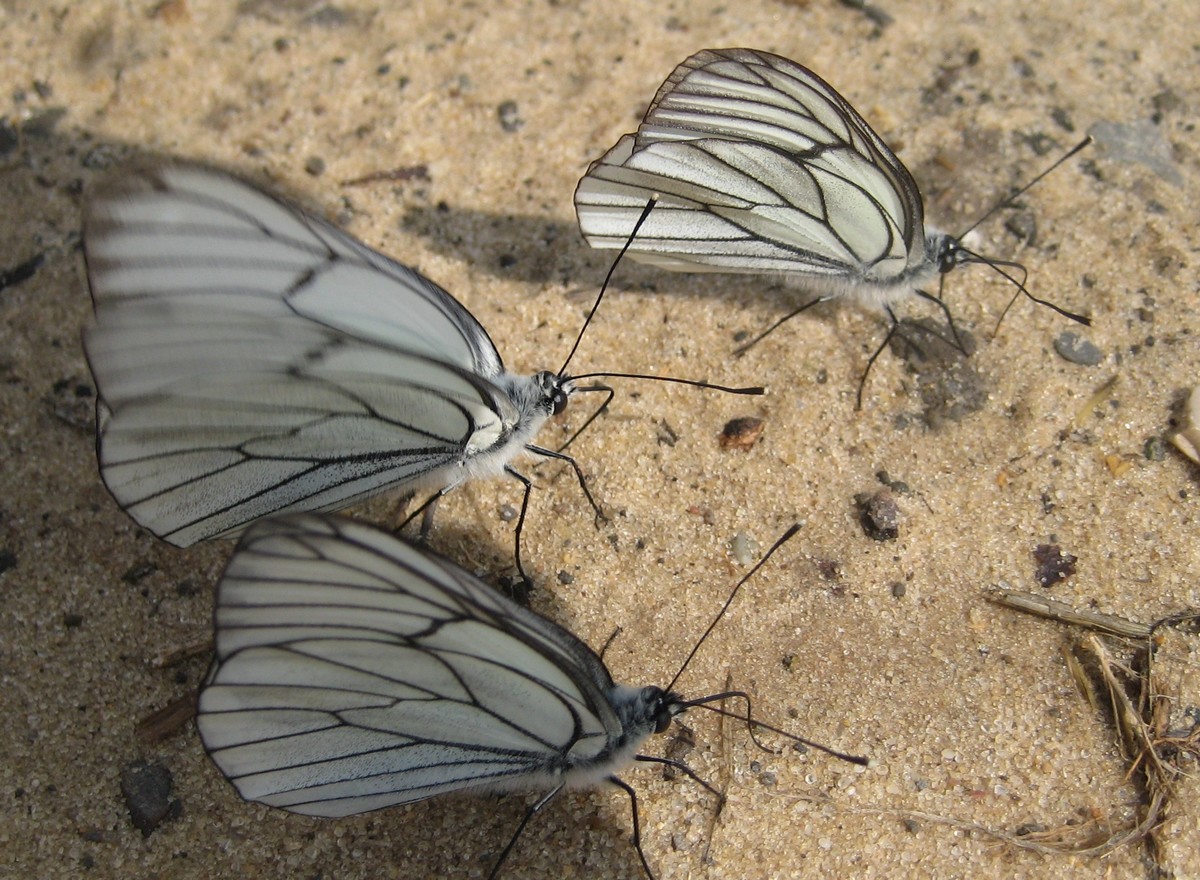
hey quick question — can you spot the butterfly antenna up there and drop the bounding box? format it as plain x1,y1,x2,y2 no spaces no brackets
558,197,659,377
957,248,1091,331
957,136,1093,238
666,523,802,693
567,372,764,396
553,385,614,454
685,692,870,766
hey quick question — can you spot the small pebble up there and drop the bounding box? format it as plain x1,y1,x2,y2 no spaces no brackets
556,570,574,586
729,531,758,565
814,558,841,581
120,761,181,837
855,490,900,541
1004,211,1037,244
718,416,765,451
497,100,523,132
1054,331,1103,366
1034,543,1077,587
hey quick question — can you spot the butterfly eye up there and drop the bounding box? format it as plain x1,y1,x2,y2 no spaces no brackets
937,237,964,274
653,710,674,735
530,371,569,415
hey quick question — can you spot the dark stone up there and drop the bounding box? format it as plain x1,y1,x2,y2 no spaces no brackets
120,761,181,837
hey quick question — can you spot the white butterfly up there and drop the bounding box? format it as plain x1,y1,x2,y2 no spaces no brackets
196,513,862,877
575,48,1089,397
83,166,758,569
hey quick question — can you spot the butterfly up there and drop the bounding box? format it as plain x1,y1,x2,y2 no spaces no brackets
574,48,1090,404
83,165,759,577
196,513,864,877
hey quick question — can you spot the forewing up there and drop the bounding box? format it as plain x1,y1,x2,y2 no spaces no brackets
84,302,515,546
85,164,504,377
575,48,927,281
197,514,620,817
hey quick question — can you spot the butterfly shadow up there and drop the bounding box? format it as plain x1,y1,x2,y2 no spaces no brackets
400,201,765,308
315,781,664,879
400,203,611,287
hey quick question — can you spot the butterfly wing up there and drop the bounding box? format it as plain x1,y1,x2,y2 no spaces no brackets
83,166,523,545
197,514,623,817
86,303,519,545
575,48,930,285
86,164,504,375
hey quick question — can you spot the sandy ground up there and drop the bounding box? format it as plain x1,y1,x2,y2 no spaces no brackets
2,1,1198,878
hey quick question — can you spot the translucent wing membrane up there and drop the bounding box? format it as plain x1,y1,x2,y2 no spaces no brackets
197,514,659,817
88,308,513,545
87,165,504,374
575,48,932,287
84,166,560,546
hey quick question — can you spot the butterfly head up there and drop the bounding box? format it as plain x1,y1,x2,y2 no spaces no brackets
534,370,573,415
609,685,688,743
930,232,970,275
638,686,687,735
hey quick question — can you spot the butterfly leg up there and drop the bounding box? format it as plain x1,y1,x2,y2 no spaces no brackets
396,488,449,539
634,755,724,802
914,286,967,355
732,295,832,357
609,775,658,880
504,465,535,590
857,307,901,410
486,784,564,880
556,384,614,454
524,445,606,526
